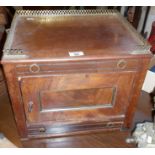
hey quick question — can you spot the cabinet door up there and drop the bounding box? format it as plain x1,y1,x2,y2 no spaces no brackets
19,72,135,126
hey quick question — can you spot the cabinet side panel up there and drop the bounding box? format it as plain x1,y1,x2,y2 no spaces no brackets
123,58,151,128
2,64,28,138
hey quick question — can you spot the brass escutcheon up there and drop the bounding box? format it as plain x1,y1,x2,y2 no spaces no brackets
117,59,127,69
29,64,40,73
39,127,46,133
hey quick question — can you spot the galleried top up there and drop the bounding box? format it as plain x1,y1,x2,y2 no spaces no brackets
2,9,152,62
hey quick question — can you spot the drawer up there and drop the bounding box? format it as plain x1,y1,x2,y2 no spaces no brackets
16,59,140,74
27,121,124,138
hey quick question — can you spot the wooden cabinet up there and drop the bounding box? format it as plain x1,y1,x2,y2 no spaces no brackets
1,10,152,147
21,71,136,138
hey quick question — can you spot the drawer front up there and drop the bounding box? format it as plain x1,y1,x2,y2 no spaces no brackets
19,72,136,128
27,121,123,138
16,59,140,74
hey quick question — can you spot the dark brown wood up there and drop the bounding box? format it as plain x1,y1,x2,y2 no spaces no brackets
1,9,152,147
22,130,135,148
0,25,6,96
132,7,142,29
0,93,22,147
0,91,152,148
0,7,7,26
0,7,10,97
23,6,70,10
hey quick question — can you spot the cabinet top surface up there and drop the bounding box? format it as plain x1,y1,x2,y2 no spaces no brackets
2,10,152,63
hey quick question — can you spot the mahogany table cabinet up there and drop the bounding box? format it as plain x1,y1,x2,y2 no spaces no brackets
1,10,152,147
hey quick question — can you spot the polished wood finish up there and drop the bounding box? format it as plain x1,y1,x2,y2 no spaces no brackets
22,130,135,148
1,10,152,147
9,14,145,58
0,91,152,147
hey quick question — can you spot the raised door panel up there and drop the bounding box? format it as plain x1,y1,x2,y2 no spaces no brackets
40,87,115,110
19,72,135,127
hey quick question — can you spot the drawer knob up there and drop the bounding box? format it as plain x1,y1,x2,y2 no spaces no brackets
39,127,46,133
117,59,127,69
29,64,40,73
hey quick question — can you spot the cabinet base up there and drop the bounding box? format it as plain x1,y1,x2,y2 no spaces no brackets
21,130,135,148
